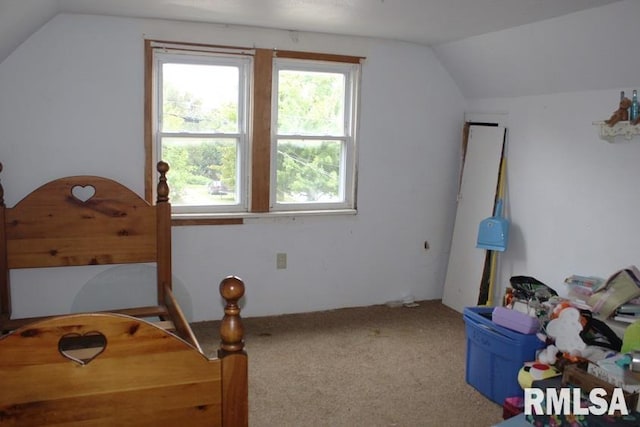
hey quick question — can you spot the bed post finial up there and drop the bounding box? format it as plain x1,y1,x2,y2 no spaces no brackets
156,161,170,203
219,276,245,356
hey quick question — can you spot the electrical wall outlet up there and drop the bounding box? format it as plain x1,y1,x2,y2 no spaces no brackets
276,253,287,269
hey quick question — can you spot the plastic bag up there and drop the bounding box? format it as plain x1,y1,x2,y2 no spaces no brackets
509,275,558,302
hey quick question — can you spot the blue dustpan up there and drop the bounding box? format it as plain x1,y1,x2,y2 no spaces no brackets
476,199,509,251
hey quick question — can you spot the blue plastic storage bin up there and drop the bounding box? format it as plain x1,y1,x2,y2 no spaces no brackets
463,306,545,405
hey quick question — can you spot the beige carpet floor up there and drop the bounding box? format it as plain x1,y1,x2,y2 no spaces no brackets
192,300,504,427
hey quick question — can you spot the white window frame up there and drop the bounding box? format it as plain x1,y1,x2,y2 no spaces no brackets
152,48,252,215
270,59,359,212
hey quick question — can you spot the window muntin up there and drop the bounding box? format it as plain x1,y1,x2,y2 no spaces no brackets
154,52,250,213
271,60,358,211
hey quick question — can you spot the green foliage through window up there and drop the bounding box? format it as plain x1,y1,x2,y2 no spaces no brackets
150,44,358,214
276,140,342,202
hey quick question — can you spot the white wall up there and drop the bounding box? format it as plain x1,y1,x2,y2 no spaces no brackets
437,0,640,302
467,90,640,302
0,14,465,321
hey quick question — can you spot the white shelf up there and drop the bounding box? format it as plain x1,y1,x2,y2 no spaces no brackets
593,120,640,143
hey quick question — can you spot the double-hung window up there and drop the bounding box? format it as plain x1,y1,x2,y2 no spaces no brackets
271,59,358,211
145,41,362,223
151,46,251,214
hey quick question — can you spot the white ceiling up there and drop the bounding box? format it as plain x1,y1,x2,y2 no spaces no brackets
0,0,628,99
56,0,620,46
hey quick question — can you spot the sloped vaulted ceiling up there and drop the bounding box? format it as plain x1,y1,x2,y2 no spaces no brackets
0,0,627,98
432,0,639,99
0,0,58,66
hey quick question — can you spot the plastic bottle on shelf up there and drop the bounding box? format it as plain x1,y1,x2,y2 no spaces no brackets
631,90,639,122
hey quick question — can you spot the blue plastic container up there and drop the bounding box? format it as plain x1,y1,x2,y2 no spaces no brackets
463,306,545,405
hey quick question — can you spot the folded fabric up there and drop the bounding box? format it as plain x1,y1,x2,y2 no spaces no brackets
589,267,640,319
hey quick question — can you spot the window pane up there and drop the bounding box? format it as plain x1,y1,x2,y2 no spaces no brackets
277,70,345,136
276,139,343,203
161,137,238,206
162,63,239,133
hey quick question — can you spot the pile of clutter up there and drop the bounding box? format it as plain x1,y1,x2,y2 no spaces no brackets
497,267,640,423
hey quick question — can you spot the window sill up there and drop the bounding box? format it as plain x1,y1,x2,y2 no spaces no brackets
171,209,357,226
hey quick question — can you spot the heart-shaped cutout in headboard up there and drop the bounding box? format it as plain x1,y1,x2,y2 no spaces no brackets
71,185,96,203
59,331,107,365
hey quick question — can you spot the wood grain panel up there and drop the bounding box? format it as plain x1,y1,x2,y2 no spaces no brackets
144,39,154,202
0,314,224,426
221,353,249,427
1,390,222,426
251,48,273,212
274,49,364,63
4,176,158,268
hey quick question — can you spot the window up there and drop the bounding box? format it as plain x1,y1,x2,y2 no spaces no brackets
145,41,362,223
151,47,251,214
272,60,358,211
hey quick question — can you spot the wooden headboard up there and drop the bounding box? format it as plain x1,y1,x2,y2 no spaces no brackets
0,162,173,331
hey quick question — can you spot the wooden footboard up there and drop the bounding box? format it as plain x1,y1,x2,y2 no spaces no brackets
0,276,248,427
